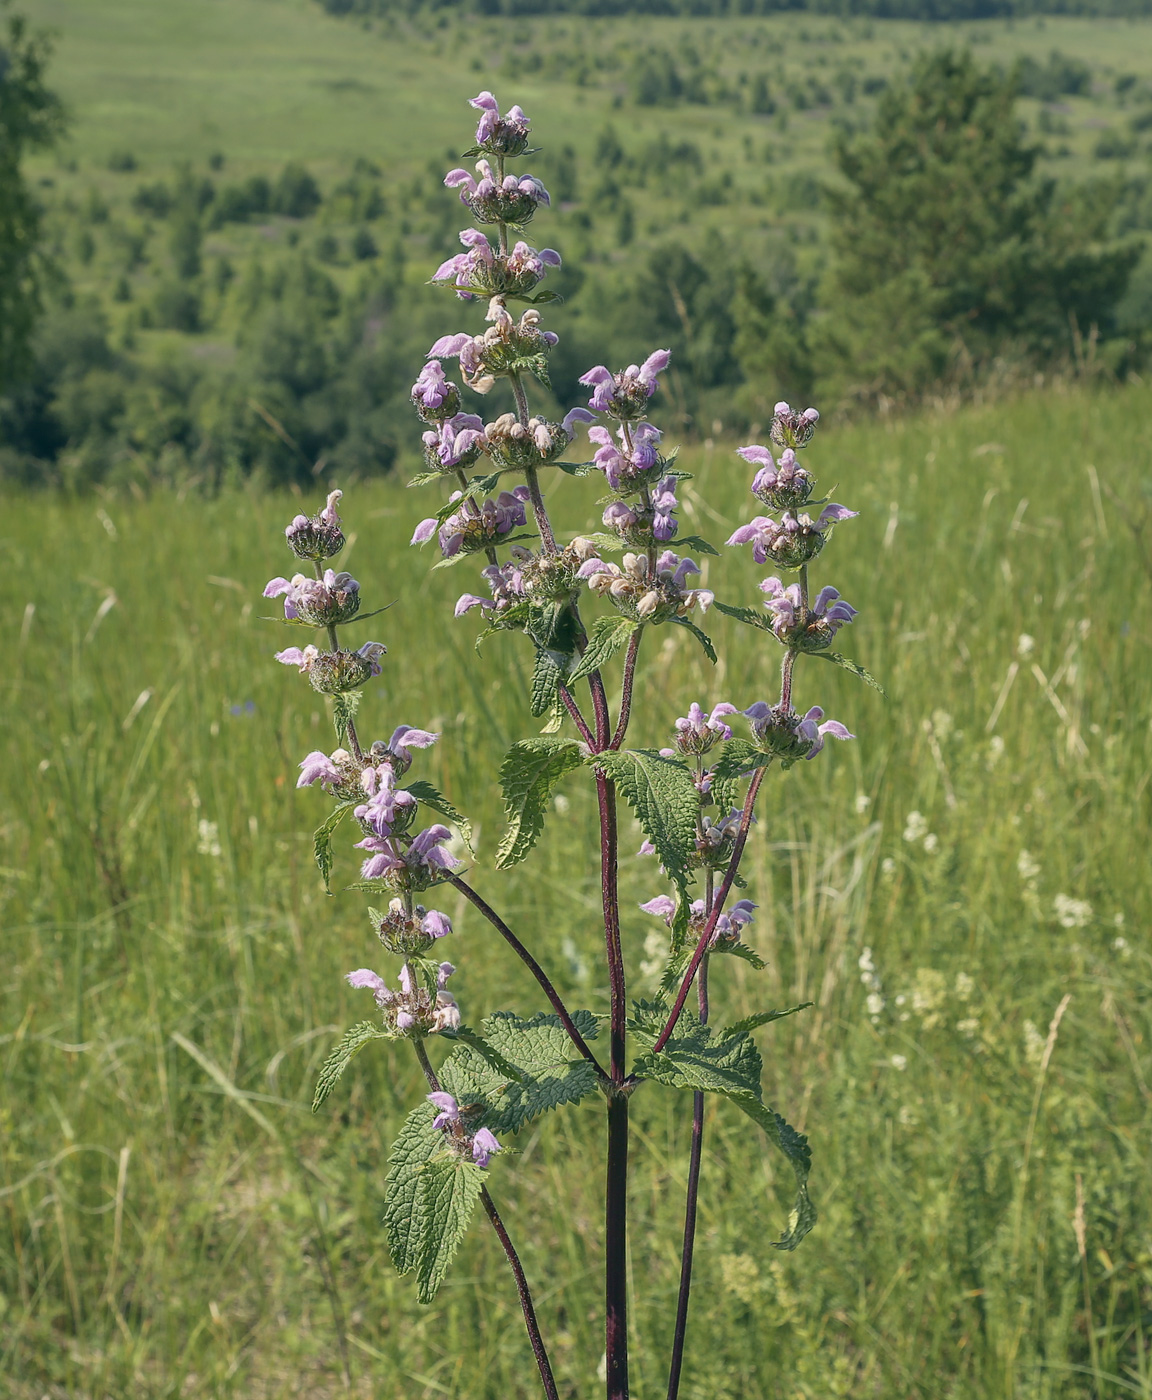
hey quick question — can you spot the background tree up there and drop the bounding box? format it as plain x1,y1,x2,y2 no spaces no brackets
0,2,65,391
811,49,1138,406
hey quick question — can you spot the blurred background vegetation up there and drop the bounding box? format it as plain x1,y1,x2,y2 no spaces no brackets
3,0,1152,489
1,2,1151,1399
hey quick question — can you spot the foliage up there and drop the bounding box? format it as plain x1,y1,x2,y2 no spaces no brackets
812,49,1140,404
0,2,65,391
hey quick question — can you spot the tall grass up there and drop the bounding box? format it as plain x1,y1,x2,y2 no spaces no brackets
1,380,1150,1398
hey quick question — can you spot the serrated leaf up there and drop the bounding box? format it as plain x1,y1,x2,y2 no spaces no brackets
385,1101,441,1277
496,738,585,868
516,289,563,304
403,778,474,853
712,598,771,629
461,471,505,500
312,1020,391,1112
669,616,717,663
718,1004,812,1039
808,649,887,696
332,691,362,747
438,1025,524,1081
578,530,628,551
711,739,773,783
593,749,698,885
714,940,767,970
672,534,719,557
408,470,448,488
568,615,638,685
440,1010,601,1135
313,803,352,893
631,1011,815,1249
553,459,599,477
415,1155,486,1303
530,646,565,718
431,533,537,569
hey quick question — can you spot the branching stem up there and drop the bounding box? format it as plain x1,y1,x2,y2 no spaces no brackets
446,874,608,1080
610,627,643,750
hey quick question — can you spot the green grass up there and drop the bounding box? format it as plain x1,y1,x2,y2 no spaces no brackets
2,376,1150,1397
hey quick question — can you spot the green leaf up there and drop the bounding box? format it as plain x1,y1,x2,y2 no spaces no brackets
553,459,599,477
312,1020,391,1112
415,1155,486,1303
440,1010,601,1135
673,533,719,557
669,615,717,663
808,649,887,696
313,803,352,893
385,1101,441,1278
461,471,505,500
438,1025,524,1082
407,470,447,488
593,749,699,885
530,646,565,719
332,691,362,746
632,1011,815,1249
714,940,767,970
568,615,638,685
577,530,628,552
718,1004,812,1039
496,738,585,868
712,599,771,630
403,779,474,854
431,533,537,569
711,739,773,783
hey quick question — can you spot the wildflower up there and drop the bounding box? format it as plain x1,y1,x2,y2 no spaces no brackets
455,558,529,618
577,349,671,420
601,476,679,545
421,414,487,473
376,898,453,956
285,490,345,561
471,1128,502,1168
573,421,664,491
369,725,441,776
579,549,713,624
411,487,531,559
429,306,558,395
902,811,929,843
263,569,361,627
354,764,418,838
1053,894,1093,928
768,402,820,451
666,701,739,757
469,90,532,157
1022,1019,1045,1066
347,961,460,1036
738,445,815,512
955,971,975,1001
197,818,222,857
889,1054,908,1072
956,1018,980,1039
483,413,570,471
411,360,462,420
356,823,463,890
640,894,756,946
866,992,885,1018
1017,849,1040,882
922,833,939,854
297,746,363,798
275,642,386,694
759,577,856,649
855,794,872,813
444,160,550,226
727,504,857,570
1017,633,1036,658
742,701,853,765
432,228,561,300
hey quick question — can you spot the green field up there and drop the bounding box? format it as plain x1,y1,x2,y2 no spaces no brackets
2,377,1151,1397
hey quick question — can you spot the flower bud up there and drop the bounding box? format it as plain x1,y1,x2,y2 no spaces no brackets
285,490,345,561
768,402,820,451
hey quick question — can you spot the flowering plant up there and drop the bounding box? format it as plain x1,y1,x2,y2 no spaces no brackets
263,90,882,1400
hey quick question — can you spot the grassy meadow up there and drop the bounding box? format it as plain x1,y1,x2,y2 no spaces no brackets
2,379,1151,1397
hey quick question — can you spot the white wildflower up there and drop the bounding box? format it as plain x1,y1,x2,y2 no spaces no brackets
866,992,885,1018
956,1018,980,1039
955,971,975,1001
1053,894,1093,929
197,819,222,857
923,833,939,854
855,793,872,813
986,734,1005,768
890,1054,908,1072
1017,633,1036,658
903,811,929,843
1017,850,1040,882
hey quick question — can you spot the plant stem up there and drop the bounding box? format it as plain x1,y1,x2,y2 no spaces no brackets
480,1187,562,1400
446,874,608,1080
412,1040,560,1400
597,767,630,1397
559,682,595,746
605,1092,629,1400
652,765,768,1055
610,627,643,750
779,648,797,716
508,370,558,556
313,560,363,761
666,954,709,1400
